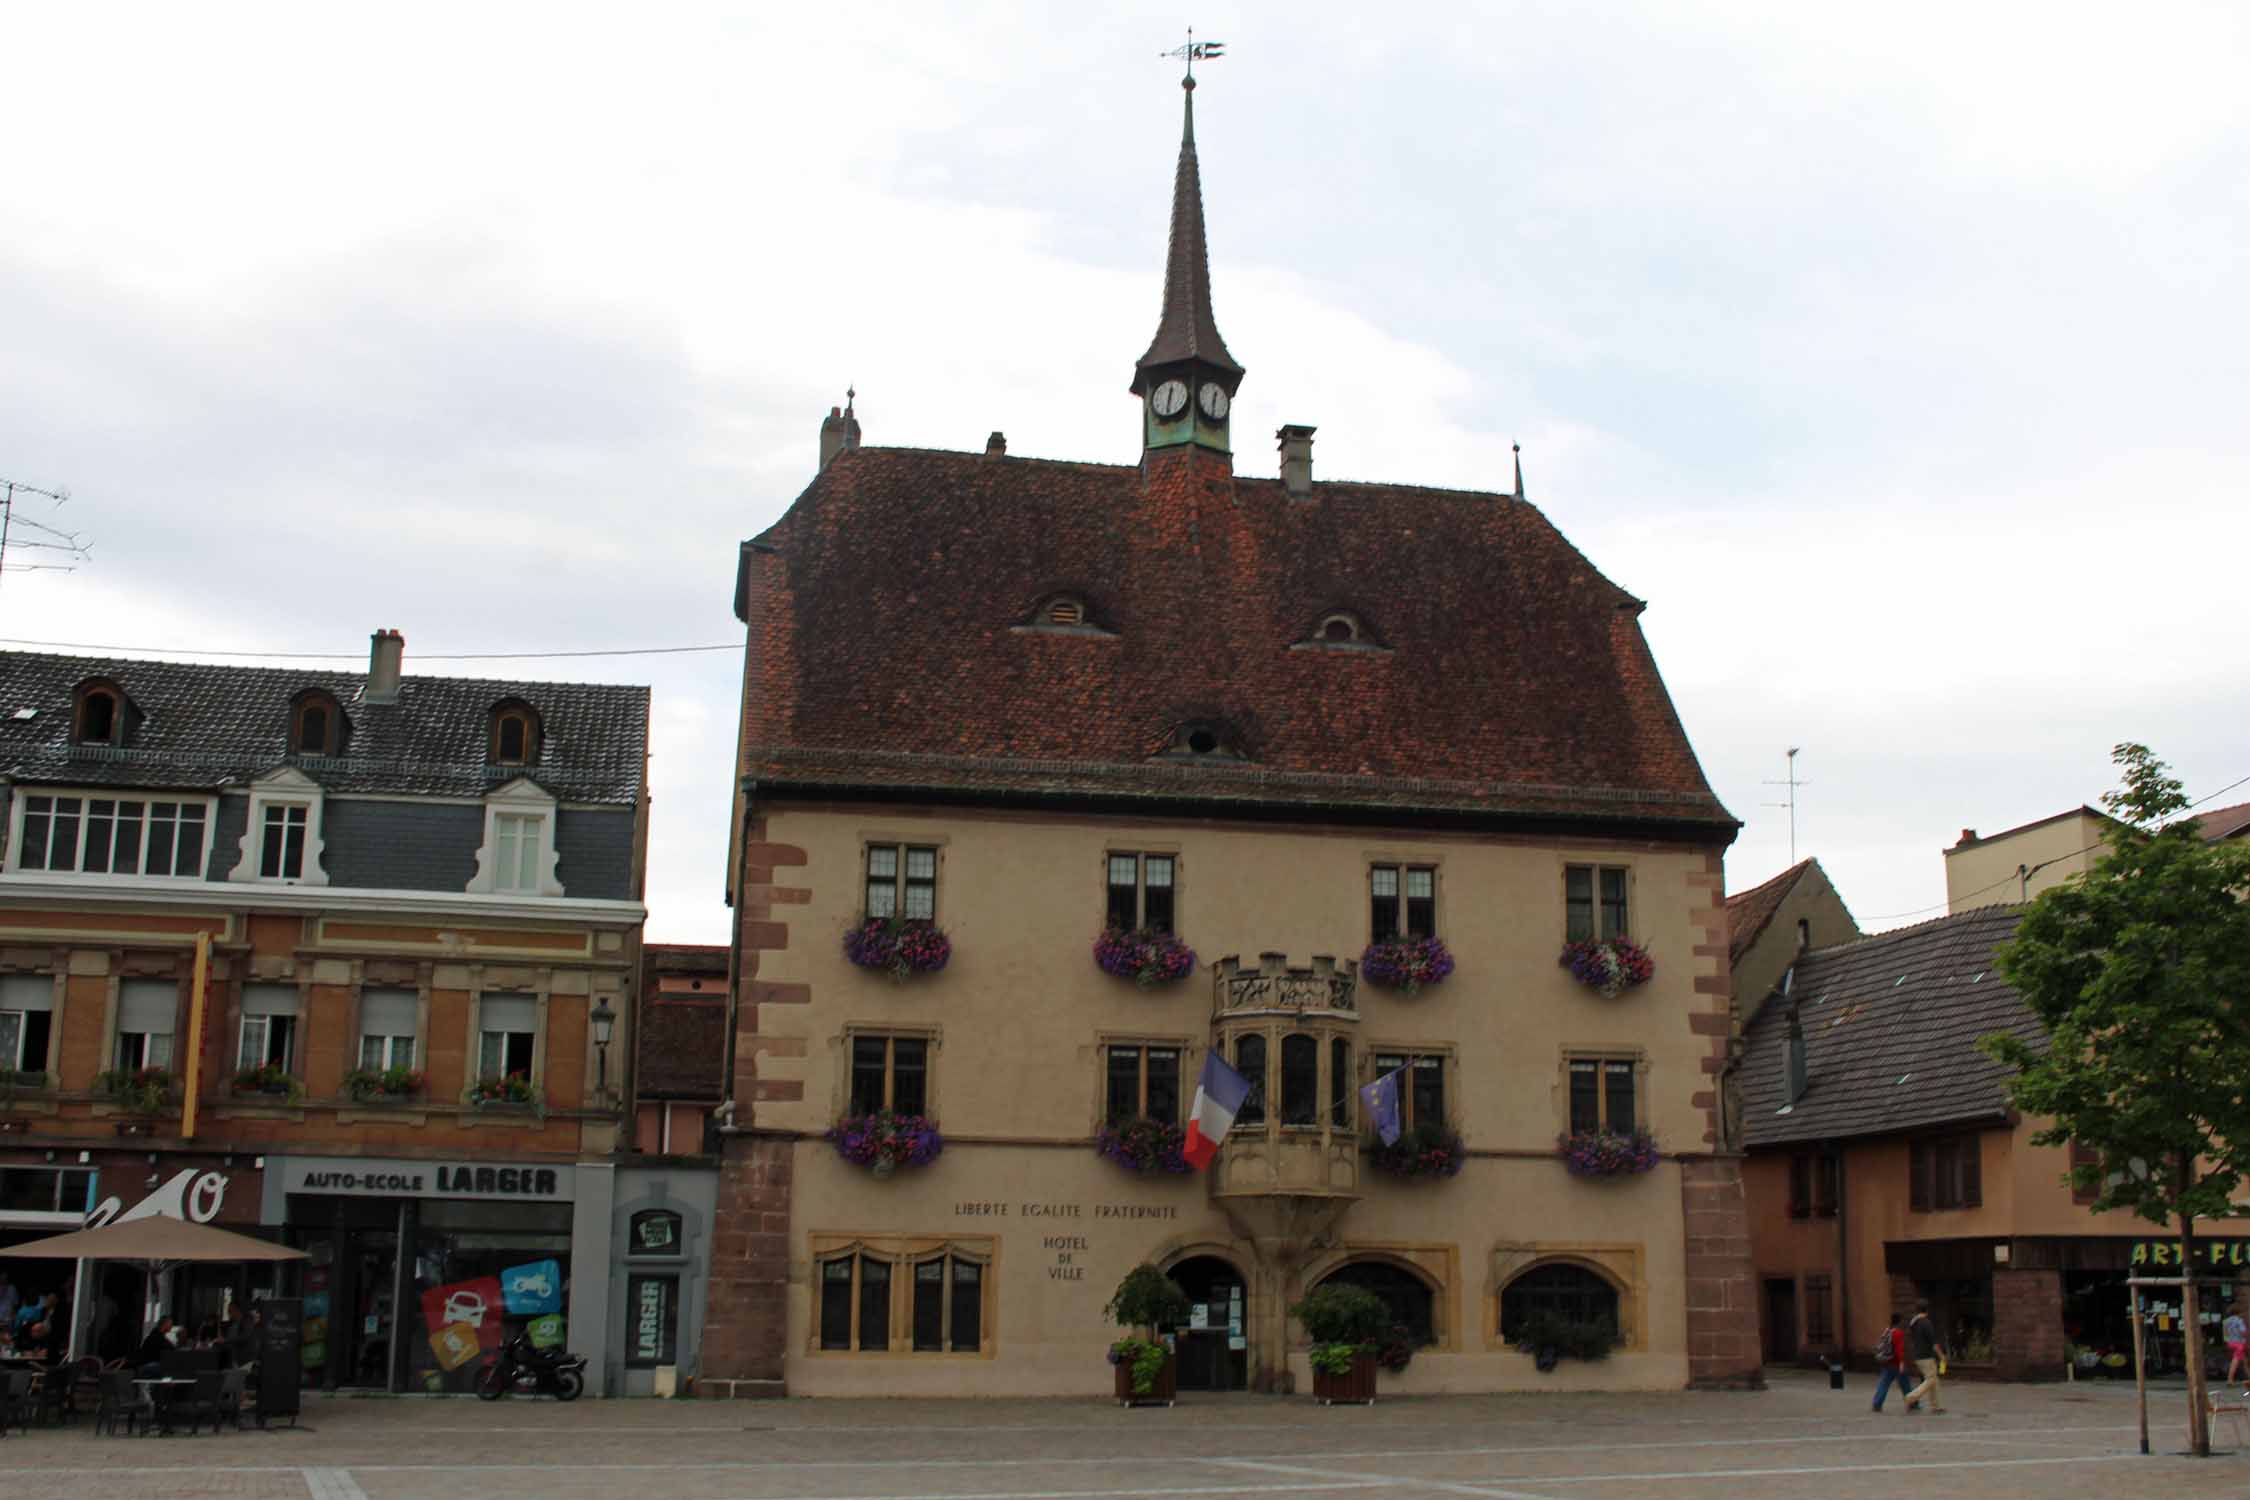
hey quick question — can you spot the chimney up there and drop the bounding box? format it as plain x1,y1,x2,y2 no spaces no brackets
817,390,864,470
1277,424,1316,498
985,431,1007,460
366,629,404,704
1958,828,1978,846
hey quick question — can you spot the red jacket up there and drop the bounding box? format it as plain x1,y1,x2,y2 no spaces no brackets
1882,1327,1906,1366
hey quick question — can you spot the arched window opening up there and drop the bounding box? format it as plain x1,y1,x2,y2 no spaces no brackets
1280,1033,1318,1127
1234,1034,1266,1127
292,692,343,756
818,1252,893,1352
1167,721,1242,759
489,702,542,767
1318,1260,1437,1349
75,689,118,745
1499,1262,1621,1343
1319,612,1363,643
911,1253,983,1352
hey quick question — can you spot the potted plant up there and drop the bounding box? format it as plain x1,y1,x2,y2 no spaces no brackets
96,1066,174,1115
1093,928,1198,987
1094,1118,1192,1176
1558,1128,1662,1179
1106,1263,1190,1406
1558,936,1654,998
1512,1311,1618,1372
344,1065,428,1102
1358,936,1455,995
1293,1282,1388,1404
1366,1120,1466,1179
230,1062,303,1101
828,1110,944,1177
843,916,954,982
468,1072,539,1108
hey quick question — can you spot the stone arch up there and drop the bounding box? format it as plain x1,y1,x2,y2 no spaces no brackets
1303,1246,1454,1350
1495,1253,1631,1348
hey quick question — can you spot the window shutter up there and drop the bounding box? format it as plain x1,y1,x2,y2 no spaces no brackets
118,978,178,1035
360,988,419,1038
480,994,537,1035
1961,1136,1982,1208
240,983,301,1018
0,974,53,1012
1909,1141,1931,1212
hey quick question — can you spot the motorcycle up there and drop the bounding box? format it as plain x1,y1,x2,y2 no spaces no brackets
476,1332,587,1401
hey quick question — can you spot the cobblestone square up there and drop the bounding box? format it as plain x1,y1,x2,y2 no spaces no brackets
0,1373,2237,1500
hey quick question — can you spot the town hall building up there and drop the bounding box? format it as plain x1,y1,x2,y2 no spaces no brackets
696,72,1755,1397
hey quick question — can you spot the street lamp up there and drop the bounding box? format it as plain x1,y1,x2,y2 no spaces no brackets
591,998,617,1100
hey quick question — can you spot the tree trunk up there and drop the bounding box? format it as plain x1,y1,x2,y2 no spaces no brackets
2182,1188,2211,1456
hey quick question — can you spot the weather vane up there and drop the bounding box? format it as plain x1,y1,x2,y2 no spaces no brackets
1160,27,1225,82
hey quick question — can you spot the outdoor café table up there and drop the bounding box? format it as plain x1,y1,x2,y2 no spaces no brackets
132,1377,195,1435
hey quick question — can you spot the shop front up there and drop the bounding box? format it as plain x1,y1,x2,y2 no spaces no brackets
260,1154,613,1394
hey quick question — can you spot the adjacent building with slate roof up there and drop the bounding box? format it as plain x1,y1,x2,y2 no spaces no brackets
701,71,1755,1399
1735,904,2250,1381
0,631,654,1394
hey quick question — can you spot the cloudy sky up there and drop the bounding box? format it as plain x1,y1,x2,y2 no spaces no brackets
4,2,2245,941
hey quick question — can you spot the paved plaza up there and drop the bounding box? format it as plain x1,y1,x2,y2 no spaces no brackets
0,1372,2241,1500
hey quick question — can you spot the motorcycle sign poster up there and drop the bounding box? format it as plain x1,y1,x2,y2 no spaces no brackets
526,1313,564,1349
500,1258,563,1316
427,1319,482,1371
420,1275,506,1353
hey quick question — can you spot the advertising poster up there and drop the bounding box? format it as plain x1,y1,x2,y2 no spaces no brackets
419,1275,506,1353
427,1320,482,1370
500,1259,563,1316
527,1313,565,1350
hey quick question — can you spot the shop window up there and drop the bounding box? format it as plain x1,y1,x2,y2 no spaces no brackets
865,844,937,921
477,994,537,1083
0,973,54,1077
1234,1034,1266,1126
1104,1043,1181,1124
1280,1033,1318,1127
1105,852,1175,933
1567,1057,1637,1134
629,1210,683,1257
237,983,301,1073
1804,1273,1835,1344
819,1253,893,1351
1317,1260,1437,1348
359,986,419,1073
115,978,177,1072
1500,1262,1621,1342
911,1254,984,1353
1911,1135,1983,1211
1788,1152,1839,1219
1372,1051,1447,1131
1369,864,1436,942
14,793,209,877
1330,1037,1351,1128
626,1273,679,1366
404,1198,574,1394
0,1166,94,1213
1565,864,1631,941
849,1034,928,1115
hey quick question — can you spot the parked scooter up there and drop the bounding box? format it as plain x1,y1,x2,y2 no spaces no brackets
476,1332,587,1400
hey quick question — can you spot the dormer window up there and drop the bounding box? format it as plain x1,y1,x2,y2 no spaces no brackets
1293,610,1387,653
72,680,125,746
489,701,542,767
1046,597,1087,627
1013,594,1113,638
1320,613,1361,643
291,691,344,756
1165,721,1244,760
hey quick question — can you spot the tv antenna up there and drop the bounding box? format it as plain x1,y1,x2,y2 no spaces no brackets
0,479,93,599
1763,746,1809,865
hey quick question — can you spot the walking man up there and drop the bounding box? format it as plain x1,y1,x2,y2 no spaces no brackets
1871,1312,1909,1412
1904,1300,1948,1413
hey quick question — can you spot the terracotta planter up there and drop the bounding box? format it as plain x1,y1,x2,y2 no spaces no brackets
1113,1350,1176,1406
1312,1349,1377,1405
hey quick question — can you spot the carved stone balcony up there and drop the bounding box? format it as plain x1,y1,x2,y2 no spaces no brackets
1210,952,1357,1019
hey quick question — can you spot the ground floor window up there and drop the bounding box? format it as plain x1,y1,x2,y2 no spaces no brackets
811,1234,994,1355
1317,1259,1438,1348
1500,1262,1620,1342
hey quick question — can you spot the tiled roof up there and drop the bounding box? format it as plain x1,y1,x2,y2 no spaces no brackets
2195,801,2250,843
0,652,648,804
1726,858,1813,964
735,445,1735,832
637,943,727,1100
1738,905,2040,1148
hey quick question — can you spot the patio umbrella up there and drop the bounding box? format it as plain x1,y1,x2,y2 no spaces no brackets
1,1215,305,1271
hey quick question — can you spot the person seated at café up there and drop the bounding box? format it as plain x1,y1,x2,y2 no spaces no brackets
134,1316,178,1376
18,1320,54,1362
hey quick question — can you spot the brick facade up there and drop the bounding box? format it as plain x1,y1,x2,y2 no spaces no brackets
1992,1267,2066,1382
1680,1156,1763,1388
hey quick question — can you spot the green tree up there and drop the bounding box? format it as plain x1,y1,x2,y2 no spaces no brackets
1984,743,2250,1456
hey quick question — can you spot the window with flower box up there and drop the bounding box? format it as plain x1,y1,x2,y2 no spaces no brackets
236,983,301,1073
850,1034,929,1116
813,1235,994,1355
1567,1056,1638,1135
1565,865,1630,941
1105,853,1175,933
477,994,537,1083
1104,1043,1180,1125
866,845,937,921
1370,864,1436,942
1372,1051,1447,1131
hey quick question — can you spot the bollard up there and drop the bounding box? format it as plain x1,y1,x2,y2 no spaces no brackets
1828,1360,1845,1390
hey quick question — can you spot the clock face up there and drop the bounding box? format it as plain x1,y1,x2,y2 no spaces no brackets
1150,379,1189,418
1198,383,1230,420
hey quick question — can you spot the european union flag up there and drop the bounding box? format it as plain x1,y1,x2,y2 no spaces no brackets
1359,1068,1403,1147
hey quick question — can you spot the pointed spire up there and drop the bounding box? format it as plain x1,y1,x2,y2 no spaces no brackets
1133,75,1242,388
1513,442,1526,502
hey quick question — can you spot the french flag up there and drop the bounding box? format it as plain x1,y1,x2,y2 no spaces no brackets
1182,1052,1252,1170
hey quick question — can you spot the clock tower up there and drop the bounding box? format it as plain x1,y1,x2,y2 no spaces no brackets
1134,73,1242,458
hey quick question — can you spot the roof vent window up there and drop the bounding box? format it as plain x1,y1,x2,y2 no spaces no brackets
1047,598,1086,627
1165,721,1244,760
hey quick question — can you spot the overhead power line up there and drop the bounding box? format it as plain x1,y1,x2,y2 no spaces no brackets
0,638,737,662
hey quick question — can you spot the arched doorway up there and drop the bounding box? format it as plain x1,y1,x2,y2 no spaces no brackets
1165,1255,1247,1391
1316,1258,1439,1351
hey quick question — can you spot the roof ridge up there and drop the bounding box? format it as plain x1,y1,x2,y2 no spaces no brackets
0,649,650,695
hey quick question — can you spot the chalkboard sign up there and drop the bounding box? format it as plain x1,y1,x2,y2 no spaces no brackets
258,1297,303,1425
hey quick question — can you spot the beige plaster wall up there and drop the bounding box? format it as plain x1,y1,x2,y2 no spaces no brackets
748,803,1726,1393
1944,813,2110,912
